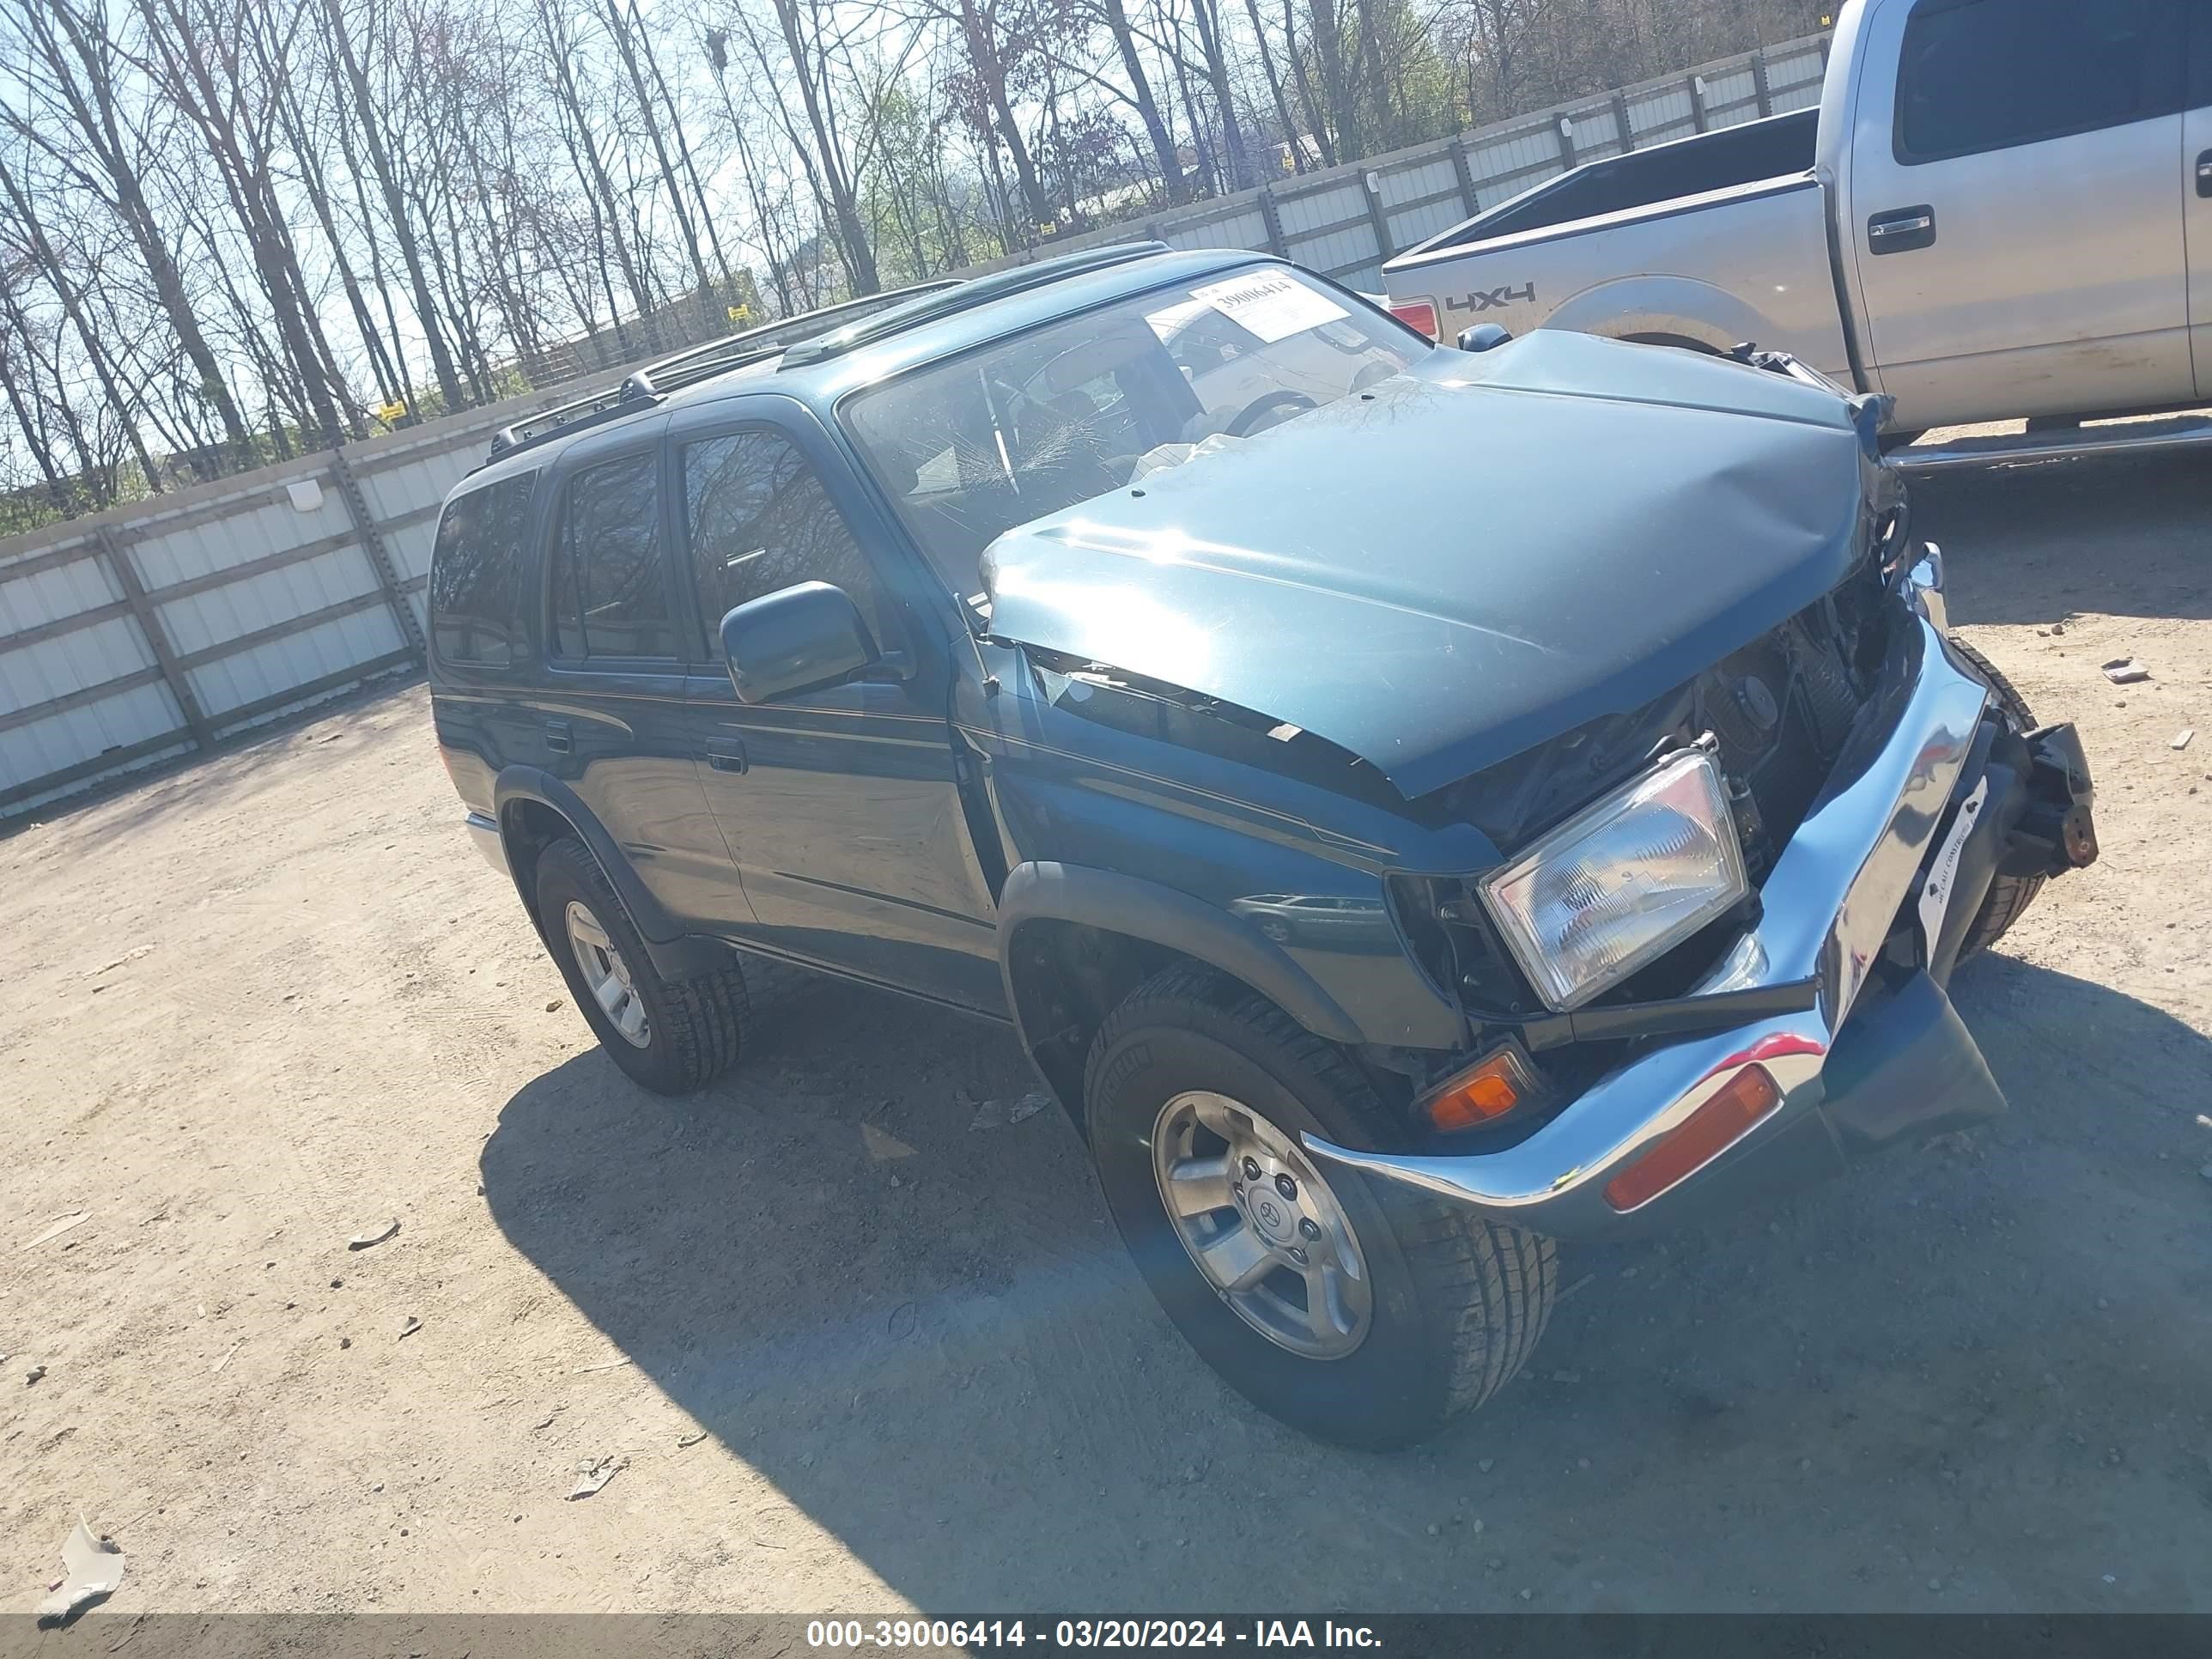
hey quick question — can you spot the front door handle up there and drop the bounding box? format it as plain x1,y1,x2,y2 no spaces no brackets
1868,205,1936,254
704,739,747,775
544,719,573,755
2198,149,2212,199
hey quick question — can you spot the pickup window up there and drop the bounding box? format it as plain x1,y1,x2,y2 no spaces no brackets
842,267,1420,599
1895,0,2187,165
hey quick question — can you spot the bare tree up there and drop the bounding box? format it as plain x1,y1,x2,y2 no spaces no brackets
322,0,467,411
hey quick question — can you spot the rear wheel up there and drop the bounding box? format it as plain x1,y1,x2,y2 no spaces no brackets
1948,636,2046,960
534,837,750,1094
1083,963,1555,1449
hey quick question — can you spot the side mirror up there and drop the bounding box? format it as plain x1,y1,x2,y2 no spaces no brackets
720,581,878,704
1455,324,1514,354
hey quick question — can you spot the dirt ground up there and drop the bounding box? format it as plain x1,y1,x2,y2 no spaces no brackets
4,450,2210,1619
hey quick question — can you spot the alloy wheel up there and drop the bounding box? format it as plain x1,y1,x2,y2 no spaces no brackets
564,901,650,1048
1151,1090,1372,1359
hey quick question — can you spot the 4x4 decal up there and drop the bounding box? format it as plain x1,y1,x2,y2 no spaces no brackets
1449,283,1536,313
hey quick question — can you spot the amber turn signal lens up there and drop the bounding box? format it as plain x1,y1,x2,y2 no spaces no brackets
1425,1044,1539,1133
1603,1064,1782,1213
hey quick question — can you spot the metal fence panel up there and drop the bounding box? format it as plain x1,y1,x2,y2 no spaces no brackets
1307,225,1383,281
0,547,112,639
1766,43,1826,114
131,482,355,594
1628,84,1696,138
1568,104,1623,153
0,611,155,721
188,606,408,721
1465,123,1560,189
1705,66,1758,109
1378,157,1458,210
155,545,383,659
1276,179,1366,237
1164,208,1267,252
1386,197,1471,251
0,687,188,802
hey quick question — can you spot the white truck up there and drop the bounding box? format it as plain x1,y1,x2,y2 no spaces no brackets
1382,0,2212,469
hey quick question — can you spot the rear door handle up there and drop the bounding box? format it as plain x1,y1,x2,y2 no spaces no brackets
704,739,747,775
544,719,573,755
1868,205,1936,254
2198,149,2212,198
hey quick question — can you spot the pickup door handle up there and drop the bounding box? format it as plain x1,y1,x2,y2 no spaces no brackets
544,719,573,755
1868,205,1937,255
2198,150,2212,199
704,739,747,775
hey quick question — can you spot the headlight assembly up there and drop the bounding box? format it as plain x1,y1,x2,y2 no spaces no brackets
1479,748,1748,1012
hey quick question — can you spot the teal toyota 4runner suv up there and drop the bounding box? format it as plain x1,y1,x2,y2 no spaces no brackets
429,245,2100,1448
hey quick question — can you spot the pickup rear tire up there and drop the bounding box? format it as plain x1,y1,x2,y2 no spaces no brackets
1948,636,2046,961
1083,963,1555,1449
534,836,750,1095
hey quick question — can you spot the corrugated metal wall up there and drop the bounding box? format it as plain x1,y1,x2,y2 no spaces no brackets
0,32,1828,821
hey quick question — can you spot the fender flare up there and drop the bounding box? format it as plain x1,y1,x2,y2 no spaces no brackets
997,861,1364,1047
491,767,728,980
1540,274,1782,357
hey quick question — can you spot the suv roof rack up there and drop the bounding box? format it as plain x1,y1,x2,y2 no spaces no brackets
484,280,963,464
777,242,1174,369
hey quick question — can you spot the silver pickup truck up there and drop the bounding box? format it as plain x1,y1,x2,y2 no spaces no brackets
1382,0,2212,468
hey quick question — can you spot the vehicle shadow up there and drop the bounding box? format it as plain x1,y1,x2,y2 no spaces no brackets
480,951,2212,1612
1912,451,2212,628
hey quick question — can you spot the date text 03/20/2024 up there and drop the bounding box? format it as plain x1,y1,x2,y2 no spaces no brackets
804,1620,1382,1650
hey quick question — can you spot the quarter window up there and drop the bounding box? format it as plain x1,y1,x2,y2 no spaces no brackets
1896,0,2186,163
428,471,536,666
681,430,889,656
548,453,677,662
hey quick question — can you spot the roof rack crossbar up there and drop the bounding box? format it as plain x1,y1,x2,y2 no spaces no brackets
484,278,966,463
777,242,1173,368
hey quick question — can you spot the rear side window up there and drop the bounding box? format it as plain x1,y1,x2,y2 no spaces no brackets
428,471,536,666
681,430,890,655
548,453,677,662
1895,0,2186,163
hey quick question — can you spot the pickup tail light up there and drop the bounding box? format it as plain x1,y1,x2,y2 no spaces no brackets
1387,299,1440,341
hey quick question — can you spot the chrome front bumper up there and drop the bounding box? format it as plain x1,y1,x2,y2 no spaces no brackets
1304,592,1991,1238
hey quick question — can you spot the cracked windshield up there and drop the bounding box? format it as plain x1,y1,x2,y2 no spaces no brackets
844,267,1421,600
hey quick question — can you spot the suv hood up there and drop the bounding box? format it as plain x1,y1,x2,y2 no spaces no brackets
981,330,1873,799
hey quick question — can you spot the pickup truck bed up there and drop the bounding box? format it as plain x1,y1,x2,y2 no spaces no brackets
1387,111,1853,383
1407,110,1817,255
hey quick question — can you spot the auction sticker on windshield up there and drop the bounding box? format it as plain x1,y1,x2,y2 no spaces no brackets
1190,272,1347,343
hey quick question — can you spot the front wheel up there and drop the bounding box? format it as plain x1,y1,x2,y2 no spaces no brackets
1084,963,1555,1449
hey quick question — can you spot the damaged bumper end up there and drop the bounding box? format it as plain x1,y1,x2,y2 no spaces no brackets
1304,596,2096,1240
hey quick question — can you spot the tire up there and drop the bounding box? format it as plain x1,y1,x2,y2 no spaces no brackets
1948,635,2046,961
1083,963,1555,1449
534,836,750,1095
